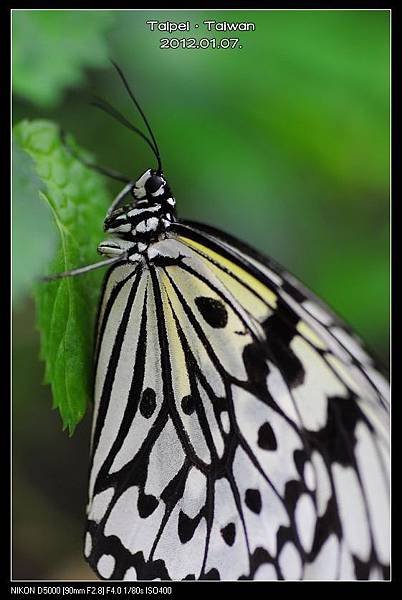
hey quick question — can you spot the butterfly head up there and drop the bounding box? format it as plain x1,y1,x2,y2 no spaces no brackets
102,168,176,255
131,168,176,213
133,168,167,202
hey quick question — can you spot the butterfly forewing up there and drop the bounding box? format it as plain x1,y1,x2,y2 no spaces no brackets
84,222,389,581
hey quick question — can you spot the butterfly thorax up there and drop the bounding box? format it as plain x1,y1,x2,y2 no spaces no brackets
99,168,177,258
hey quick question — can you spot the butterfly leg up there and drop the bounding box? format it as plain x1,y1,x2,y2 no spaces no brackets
106,181,136,217
42,238,137,282
42,254,129,281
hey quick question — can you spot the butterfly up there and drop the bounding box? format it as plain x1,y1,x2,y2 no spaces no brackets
49,62,390,581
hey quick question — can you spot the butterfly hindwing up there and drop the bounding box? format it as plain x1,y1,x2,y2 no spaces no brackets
84,221,389,580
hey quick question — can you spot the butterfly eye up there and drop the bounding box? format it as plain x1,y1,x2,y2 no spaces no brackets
146,174,165,195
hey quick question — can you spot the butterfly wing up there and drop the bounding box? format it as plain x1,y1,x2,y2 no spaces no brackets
84,221,389,581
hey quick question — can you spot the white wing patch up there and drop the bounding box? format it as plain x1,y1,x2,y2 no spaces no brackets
332,464,371,561
145,420,186,499
290,336,347,431
204,478,249,579
89,488,114,524
231,385,303,496
97,555,115,578
232,446,289,557
278,542,303,579
354,422,390,564
303,534,339,580
104,486,165,559
152,502,207,580
294,494,316,553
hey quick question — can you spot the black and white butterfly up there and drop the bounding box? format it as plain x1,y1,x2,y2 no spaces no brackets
51,63,390,581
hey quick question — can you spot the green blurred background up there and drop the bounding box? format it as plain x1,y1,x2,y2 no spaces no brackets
12,9,390,580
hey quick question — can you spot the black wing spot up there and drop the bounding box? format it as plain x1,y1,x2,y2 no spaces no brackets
140,388,157,418
284,479,304,512
138,491,159,518
258,422,277,451
263,309,305,388
353,556,371,580
181,394,196,415
220,522,236,546
293,448,309,476
306,395,364,466
243,342,270,386
195,296,228,328
178,510,200,543
202,568,220,580
245,488,262,514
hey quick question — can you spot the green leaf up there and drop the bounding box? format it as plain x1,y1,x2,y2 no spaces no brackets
13,120,111,433
12,135,57,306
12,10,114,107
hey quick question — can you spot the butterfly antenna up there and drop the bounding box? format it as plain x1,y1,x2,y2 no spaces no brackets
110,60,163,172
91,96,160,166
